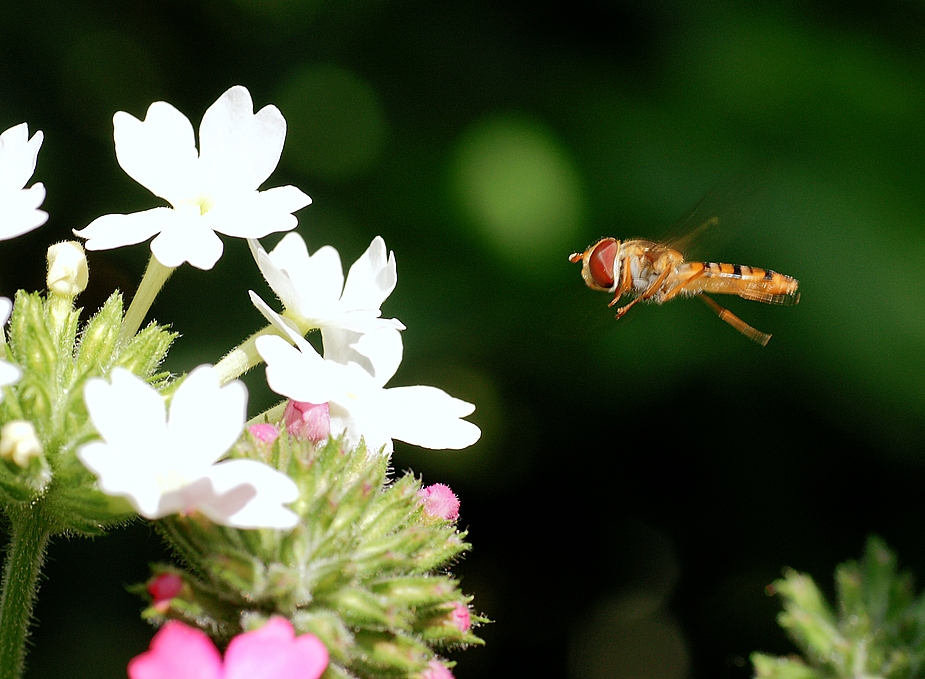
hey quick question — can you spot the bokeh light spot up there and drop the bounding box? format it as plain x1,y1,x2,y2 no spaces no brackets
569,592,690,679
276,64,387,182
450,114,585,275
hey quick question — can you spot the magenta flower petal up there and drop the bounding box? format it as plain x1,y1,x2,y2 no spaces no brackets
128,621,222,679
419,483,460,521
248,423,280,444
146,573,183,604
284,400,330,442
224,617,328,679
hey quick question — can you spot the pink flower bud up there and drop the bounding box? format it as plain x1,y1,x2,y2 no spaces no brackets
284,401,330,442
248,423,280,444
421,659,455,679
418,483,460,522
146,573,183,605
448,602,471,632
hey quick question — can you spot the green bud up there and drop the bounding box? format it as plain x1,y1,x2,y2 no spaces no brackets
74,293,123,375
355,631,430,673
291,609,354,659
372,575,455,607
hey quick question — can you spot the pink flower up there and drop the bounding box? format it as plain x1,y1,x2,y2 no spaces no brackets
146,573,183,610
283,400,330,442
448,602,471,633
421,659,455,679
418,483,460,521
248,423,280,445
128,616,328,679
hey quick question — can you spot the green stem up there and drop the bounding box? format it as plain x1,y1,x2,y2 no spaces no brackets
119,255,175,345
0,509,51,679
213,326,281,386
246,401,287,429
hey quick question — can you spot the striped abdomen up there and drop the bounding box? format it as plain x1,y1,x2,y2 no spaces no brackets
678,261,800,305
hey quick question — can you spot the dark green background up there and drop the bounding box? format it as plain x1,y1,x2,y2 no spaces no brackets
2,1,924,677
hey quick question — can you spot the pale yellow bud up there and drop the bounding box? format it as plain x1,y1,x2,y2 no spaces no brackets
46,240,89,297
0,420,43,467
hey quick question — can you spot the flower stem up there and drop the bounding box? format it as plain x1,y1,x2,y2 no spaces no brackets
213,325,284,385
0,509,51,679
246,401,287,429
119,255,175,345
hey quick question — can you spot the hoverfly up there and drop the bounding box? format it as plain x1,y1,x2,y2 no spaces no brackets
569,218,799,345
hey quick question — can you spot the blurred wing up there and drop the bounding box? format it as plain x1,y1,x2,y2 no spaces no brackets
658,175,766,257
663,215,719,255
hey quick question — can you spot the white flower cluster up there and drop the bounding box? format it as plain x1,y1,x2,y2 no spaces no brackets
0,86,480,531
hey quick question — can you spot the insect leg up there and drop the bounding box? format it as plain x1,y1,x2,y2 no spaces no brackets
659,268,706,303
613,267,673,319
606,253,635,308
698,294,772,346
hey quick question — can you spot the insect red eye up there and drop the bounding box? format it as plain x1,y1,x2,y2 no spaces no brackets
588,239,617,288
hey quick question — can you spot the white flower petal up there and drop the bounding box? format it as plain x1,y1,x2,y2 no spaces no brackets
0,184,47,239
204,187,306,239
74,207,175,252
322,325,403,385
113,104,200,205
149,216,225,269
248,291,304,337
284,244,345,317
340,236,398,311
198,459,299,528
198,86,286,195
257,334,336,405
83,369,168,453
0,298,19,396
379,386,481,450
327,399,391,454
250,238,301,312
167,366,247,465
0,361,22,391
0,123,47,239
0,124,42,191
78,440,168,517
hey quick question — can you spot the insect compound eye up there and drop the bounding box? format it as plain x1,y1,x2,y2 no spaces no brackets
588,238,617,289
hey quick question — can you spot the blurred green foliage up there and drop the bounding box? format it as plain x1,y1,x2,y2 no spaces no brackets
753,536,925,679
2,0,925,677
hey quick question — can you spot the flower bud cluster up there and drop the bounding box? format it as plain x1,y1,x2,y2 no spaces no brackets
0,286,175,532
141,433,484,678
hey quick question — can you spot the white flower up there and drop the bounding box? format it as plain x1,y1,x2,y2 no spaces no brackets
256,326,480,456
249,233,404,338
0,298,21,396
77,365,300,529
74,86,311,270
0,123,47,239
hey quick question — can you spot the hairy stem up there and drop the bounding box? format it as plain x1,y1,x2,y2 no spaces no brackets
213,326,282,385
0,509,51,679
